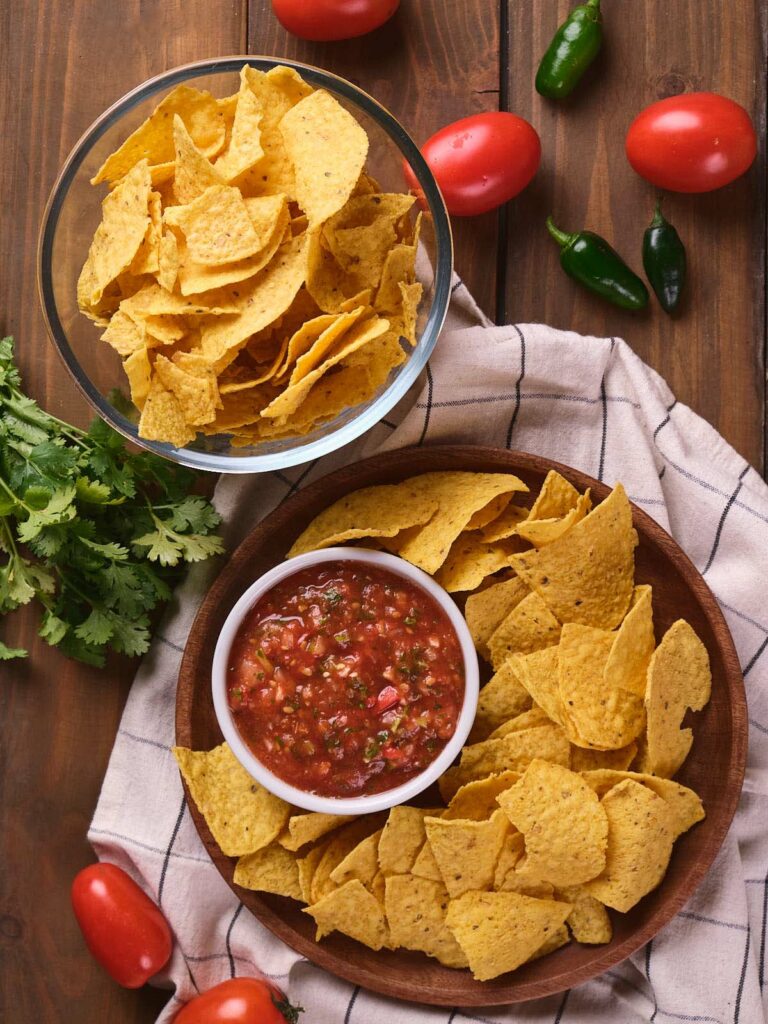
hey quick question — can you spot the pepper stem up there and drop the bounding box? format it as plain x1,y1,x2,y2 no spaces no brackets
545,216,574,250
650,200,665,228
586,0,601,9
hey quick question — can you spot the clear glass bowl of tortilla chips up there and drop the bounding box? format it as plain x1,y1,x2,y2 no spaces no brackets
38,57,452,473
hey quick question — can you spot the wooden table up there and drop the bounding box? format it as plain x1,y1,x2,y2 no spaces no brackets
1,2,765,1020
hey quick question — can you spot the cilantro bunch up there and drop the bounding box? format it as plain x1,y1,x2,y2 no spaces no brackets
0,337,224,665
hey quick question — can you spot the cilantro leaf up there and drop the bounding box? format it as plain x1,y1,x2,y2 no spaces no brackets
0,639,27,660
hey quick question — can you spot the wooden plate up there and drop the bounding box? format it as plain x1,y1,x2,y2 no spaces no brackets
176,445,746,1006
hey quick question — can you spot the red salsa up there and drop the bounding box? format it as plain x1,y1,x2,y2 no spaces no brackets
227,562,465,797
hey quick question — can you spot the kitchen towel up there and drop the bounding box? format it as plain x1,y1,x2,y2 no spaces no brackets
90,278,768,1023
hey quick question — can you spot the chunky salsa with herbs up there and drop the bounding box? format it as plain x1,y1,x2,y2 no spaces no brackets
227,562,465,797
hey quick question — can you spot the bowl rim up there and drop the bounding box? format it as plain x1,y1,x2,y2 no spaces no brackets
210,545,480,815
37,55,453,474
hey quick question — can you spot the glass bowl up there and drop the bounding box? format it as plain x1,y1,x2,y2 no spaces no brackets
38,56,453,474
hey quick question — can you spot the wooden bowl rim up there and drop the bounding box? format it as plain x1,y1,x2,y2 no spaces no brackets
176,444,747,1006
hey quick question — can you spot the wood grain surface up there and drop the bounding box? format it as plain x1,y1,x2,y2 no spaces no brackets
0,1,764,1021
176,445,746,1006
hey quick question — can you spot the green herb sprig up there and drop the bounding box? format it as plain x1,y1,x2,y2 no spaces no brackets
0,337,224,665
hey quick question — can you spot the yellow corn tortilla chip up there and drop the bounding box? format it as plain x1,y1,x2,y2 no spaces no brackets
329,829,382,889
141,314,186,346
138,378,197,448
371,869,386,909
260,315,389,421
393,280,422,346
488,591,562,670
486,706,553,740
279,89,369,228
92,85,226,185
464,576,529,663
172,743,290,857
528,924,571,961
310,816,386,903
153,353,219,426
585,779,674,912
156,230,180,292
304,879,388,950
200,234,309,368
123,347,152,409
529,471,582,521
459,723,571,781
375,241,417,314
516,490,593,549
498,760,608,886
425,809,508,898
580,770,705,840
343,329,406,386
510,484,638,630
445,891,573,981
558,623,645,750
287,306,368,384
444,770,520,821
384,875,468,968
218,340,289,395
277,812,356,852
570,743,638,773
555,885,612,944
121,281,239,317
497,871,555,899
508,647,564,727
378,806,440,876
434,534,513,594
605,584,655,699
481,504,530,543
233,843,303,900
287,482,439,557
214,76,264,182
640,620,712,779
172,115,224,204
277,312,346,378
493,830,526,889
165,184,265,265
466,493,513,532
411,838,444,882
101,310,147,356
467,662,534,746
385,472,528,575
129,191,163,275
325,194,415,290
77,160,152,308
297,842,329,904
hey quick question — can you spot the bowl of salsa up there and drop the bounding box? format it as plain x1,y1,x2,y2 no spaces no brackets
212,548,479,814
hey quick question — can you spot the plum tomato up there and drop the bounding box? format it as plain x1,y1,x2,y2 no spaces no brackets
173,978,303,1024
271,0,399,41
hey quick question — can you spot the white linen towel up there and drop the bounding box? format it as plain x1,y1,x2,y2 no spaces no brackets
90,279,768,1024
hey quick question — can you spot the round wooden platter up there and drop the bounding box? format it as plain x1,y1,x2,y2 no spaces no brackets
176,445,747,1007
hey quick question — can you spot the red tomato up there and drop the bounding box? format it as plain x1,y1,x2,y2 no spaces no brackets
404,112,541,217
71,863,172,988
271,0,399,41
626,92,757,193
174,978,302,1024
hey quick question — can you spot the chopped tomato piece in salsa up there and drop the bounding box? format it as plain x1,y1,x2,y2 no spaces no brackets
227,562,465,797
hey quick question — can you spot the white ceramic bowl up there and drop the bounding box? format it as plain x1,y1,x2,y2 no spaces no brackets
211,547,479,814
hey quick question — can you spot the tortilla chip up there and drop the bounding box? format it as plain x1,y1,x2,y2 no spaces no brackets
153,353,219,426
640,620,712,779
528,471,582,521
129,191,163,275
464,575,529,662
172,116,224,204
570,743,638,773
516,490,592,549
554,885,613,944
465,493,513,531
469,659,533,744
287,306,368,384
214,76,264,182
510,484,638,630
498,760,608,886
310,816,385,903
378,806,439,876
278,812,355,852
558,623,645,750
481,504,530,543
138,378,197,448
165,184,266,264
605,584,655,698
459,724,571,787
411,838,444,882
101,310,147,356
123,347,152,409
172,743,290,857
386,472,528,575
508,647,564,727
497,870,556,899
493,830,526,889
329,830,382,889
156,230,180,292
580,770,705,840
233,842,302,900
528,924,571,961
279,90,369,228
445,891,573,981
424,809,508,898
486,706,553,740
305,879,388,950
92,85,225,185
297,843,329,904
287,482,439,557
375,241,417,315
384,875,468,968
121,281,238,317
585,779,674,912
325,193,415,290
488,591,562,669
444,771,520,821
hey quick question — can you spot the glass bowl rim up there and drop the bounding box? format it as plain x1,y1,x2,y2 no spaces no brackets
37,55,453,474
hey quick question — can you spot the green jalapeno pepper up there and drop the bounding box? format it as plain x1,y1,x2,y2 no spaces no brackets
536,0,603,100
546,216,649,310
642,202,687,314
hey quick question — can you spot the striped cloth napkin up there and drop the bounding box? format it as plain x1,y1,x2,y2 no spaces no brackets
90,279,768,1023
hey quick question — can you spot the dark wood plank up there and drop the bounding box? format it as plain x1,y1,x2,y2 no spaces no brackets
177,445,745,1006
247,0,501,320
504,0,766,472
0,3,246,1021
